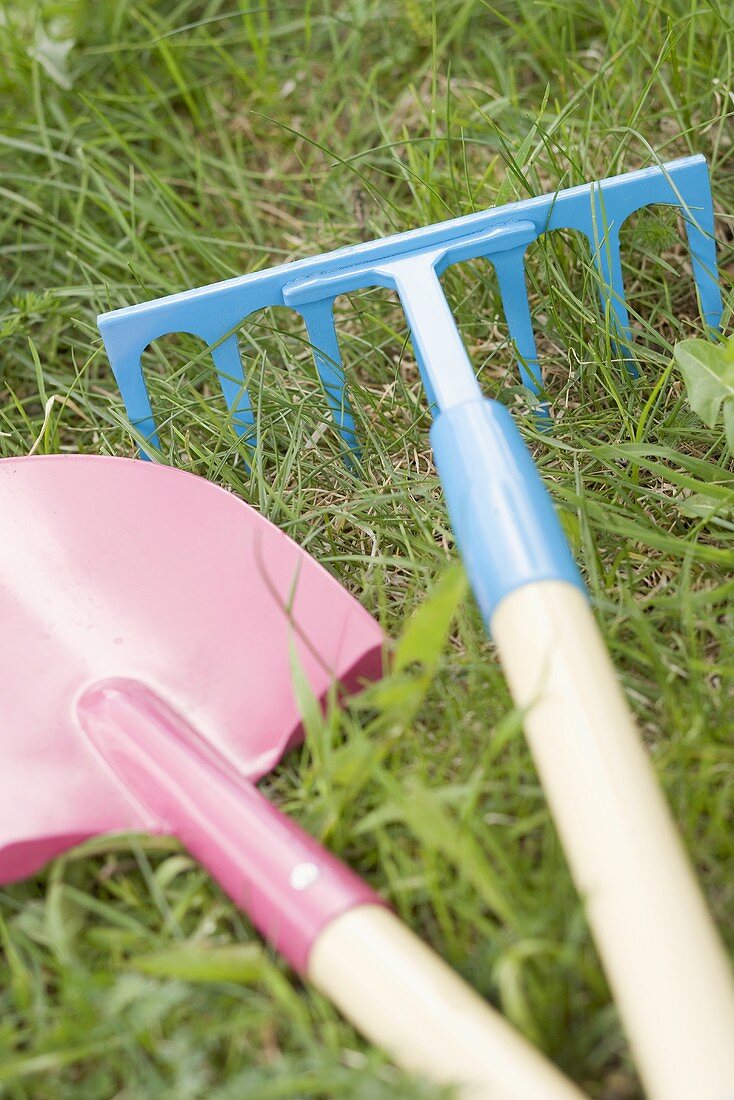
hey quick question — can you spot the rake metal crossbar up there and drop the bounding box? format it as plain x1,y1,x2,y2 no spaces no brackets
99,154,721,454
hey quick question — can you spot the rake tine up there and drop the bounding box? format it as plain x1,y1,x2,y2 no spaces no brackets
298,298,359,455
650,155,723,333
103,336,161,457
488,246,544,397
587,199,637,374
211,334,256,444
681,209,724,332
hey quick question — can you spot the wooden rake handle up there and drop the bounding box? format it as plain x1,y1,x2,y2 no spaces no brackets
430,396,734,1100
492,581,734,1100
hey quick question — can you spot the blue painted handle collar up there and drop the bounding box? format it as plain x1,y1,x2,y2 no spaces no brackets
430,399,584,625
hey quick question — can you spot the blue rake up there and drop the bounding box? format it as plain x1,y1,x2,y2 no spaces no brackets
98,155,734,1100
98,154,721,462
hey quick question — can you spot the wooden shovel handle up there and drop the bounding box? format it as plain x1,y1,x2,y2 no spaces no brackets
309,905,587,1100
79,678,586,1099
492,580,734,1100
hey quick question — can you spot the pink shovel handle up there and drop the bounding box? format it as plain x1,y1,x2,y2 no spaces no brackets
77,679,591,1099
76,679,382,974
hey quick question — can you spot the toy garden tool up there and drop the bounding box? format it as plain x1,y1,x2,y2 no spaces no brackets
0,454,588,1100
99,154,734,1100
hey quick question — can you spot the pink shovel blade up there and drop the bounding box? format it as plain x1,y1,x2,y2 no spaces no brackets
0,455,384,883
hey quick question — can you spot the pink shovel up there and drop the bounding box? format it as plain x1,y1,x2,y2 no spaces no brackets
0,454,587,1100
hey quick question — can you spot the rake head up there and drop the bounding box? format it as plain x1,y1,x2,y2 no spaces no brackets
98,155,722,454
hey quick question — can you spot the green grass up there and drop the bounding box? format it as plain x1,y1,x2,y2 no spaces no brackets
1,0,733,1096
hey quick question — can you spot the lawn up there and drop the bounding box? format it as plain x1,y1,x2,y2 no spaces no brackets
1,1,733,1097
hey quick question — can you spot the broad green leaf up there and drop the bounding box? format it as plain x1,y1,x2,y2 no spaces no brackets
394,563,469,673
673,336,734,451
675,490,734,521
355,671,429,724
130,942,263,983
